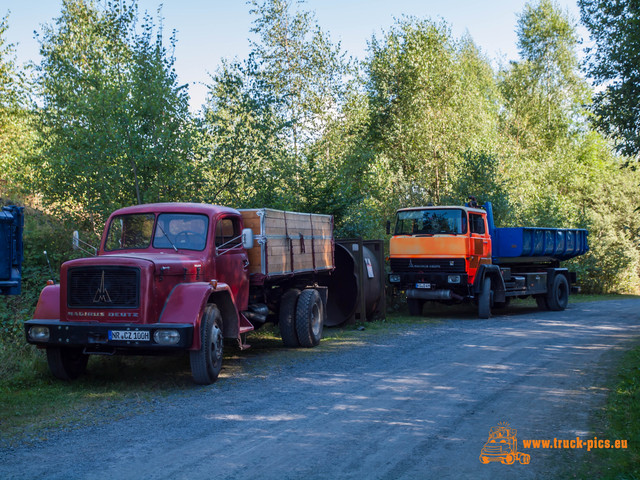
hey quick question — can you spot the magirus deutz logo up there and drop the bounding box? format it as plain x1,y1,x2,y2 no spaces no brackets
93,271,112,303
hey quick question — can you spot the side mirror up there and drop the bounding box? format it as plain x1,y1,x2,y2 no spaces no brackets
242,228,254,250
71,231,98,256
386,221,391,235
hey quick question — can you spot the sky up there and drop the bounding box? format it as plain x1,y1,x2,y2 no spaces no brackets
2,0,588,111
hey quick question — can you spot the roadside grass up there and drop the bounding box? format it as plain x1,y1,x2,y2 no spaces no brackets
1,293,637,445
577,343,640,480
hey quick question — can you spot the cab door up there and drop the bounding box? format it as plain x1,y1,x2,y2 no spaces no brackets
212,215,250,311
468,212,492,283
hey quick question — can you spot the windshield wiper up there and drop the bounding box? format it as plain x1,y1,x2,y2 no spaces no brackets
156,223,178,252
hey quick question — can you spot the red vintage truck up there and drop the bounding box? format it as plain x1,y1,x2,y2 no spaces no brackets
25,203,334,384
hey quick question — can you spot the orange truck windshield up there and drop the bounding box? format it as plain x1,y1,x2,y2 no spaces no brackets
395,209,467,236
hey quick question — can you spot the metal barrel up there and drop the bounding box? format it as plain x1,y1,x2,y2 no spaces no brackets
323,240,385,327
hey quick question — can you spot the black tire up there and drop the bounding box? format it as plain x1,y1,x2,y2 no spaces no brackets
46,347,88,380
478,277,492,319
546,274,569,311
536,295,550,310
407,298,424,316
295,289,324,348
279,288,301,347
190,304,223,385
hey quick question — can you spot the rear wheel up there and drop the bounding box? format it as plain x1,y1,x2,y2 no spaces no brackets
47,347,88,380
547,274,569,311
190,304,223,385
407,298,424,316
478,277,492,319
295,289,324,348
279,288,301,347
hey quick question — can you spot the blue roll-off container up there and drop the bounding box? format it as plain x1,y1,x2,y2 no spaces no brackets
484,202,589,264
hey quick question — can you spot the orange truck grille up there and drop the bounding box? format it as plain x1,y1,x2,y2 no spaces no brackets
390,258,466,273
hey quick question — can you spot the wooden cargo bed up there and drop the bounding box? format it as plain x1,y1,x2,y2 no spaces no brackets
239,208,334,280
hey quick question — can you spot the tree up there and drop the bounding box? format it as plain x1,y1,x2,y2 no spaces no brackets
579,0,640,159
0,13,34,199
501,0,588,151
32,0,198,227
365,17,501,206
200,59,290,208
247,0,354,208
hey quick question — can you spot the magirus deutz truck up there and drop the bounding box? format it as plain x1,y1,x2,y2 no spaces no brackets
25,203,337,384
387,199,588,318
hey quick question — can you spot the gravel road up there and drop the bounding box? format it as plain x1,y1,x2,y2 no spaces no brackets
2,299,639,479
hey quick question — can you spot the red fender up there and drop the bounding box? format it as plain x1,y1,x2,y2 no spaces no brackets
159,282,242,350
33,284,60,320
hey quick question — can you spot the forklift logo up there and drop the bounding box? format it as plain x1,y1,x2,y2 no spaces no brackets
480,422,531,465
93,271,112,303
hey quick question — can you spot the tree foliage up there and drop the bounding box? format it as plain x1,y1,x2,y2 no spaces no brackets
32,0,198,228
579,0,640,158
0,14,34,199
365,18,501,208
202,0,357,216
0,0,637,295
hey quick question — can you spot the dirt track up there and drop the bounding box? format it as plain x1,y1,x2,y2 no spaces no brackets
1,299,639,479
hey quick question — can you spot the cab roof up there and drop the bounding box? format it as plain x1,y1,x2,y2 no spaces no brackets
108,203,240,218
396,205,486,215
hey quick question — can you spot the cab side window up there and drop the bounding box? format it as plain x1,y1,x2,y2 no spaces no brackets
469,214,486,235
215,217,241,251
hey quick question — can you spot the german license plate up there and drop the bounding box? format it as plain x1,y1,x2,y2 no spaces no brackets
416,283,431,289
108,330,150,341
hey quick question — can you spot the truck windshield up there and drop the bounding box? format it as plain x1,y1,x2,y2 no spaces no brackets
153,213,208,251
395,209,467,235
105,214,155,250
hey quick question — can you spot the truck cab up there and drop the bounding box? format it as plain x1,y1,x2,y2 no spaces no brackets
26,203,255,384
388,205,491,314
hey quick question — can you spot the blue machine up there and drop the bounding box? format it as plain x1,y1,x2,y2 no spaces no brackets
0,206,24,295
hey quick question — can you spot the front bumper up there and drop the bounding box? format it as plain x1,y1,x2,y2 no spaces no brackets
24,319,194,354
389,272,471,296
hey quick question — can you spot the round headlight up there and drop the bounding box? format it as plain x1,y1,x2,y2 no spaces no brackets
154,329,180,345
29,326,50,342
389,274,401,283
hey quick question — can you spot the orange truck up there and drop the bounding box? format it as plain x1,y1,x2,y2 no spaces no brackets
387,201,588,318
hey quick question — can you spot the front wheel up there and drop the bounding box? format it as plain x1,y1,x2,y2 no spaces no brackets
478,277,492,319
407,298,424,316
190,304,224,385
295,289,324,348
47,347,89,380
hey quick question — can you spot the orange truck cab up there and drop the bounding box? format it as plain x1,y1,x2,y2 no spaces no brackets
387,201,589,318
